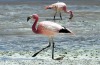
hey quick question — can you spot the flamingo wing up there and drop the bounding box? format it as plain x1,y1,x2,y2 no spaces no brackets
50,2,66,12
37,21,72,36
54,2,66,7
39,21,63,32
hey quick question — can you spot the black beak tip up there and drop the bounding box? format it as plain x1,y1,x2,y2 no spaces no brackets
69,17,72,19
69,14,73,19
69,16,72,20
27,17,30,22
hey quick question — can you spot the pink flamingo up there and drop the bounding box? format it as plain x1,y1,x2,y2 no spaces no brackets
45,2,73,20
27,14,74,60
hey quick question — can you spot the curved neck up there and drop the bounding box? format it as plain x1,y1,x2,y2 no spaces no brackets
65,10,73,19
32,18,38,33
66,10,72,14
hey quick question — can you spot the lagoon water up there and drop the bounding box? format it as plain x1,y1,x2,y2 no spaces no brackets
0,0,100,65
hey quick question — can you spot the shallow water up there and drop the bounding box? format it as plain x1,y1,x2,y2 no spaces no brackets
0,1,100,65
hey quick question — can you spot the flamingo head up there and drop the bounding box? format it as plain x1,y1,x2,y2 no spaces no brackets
68,10,73,19
27,14,39,22
45,6,52,10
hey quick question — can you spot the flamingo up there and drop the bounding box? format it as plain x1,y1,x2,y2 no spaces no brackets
45,2,73,20
27,14,74,60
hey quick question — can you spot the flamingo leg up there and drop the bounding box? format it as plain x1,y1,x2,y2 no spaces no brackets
51,37,65,60
60,12,62,20
32,39,51,57
54,11,57,20
51,38,55,59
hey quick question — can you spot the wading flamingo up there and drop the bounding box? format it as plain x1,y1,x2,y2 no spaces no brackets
27,14,74,60
45,2,73,20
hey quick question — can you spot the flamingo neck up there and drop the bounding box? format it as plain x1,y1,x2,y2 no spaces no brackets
32,18,38,33
63,6,73,16
66,10,72,14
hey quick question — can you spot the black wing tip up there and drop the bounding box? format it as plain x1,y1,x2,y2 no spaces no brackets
59,28,71,33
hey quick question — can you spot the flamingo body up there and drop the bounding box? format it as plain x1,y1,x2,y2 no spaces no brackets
37,21,63,36
46,2,66,12
45,2,73,20
27,14,73,60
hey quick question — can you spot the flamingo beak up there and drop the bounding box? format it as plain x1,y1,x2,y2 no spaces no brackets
27,17,31,22
45,6,52,10
69,13,73,19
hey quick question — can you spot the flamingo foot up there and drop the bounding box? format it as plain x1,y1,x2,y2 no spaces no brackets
32,52,39,57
